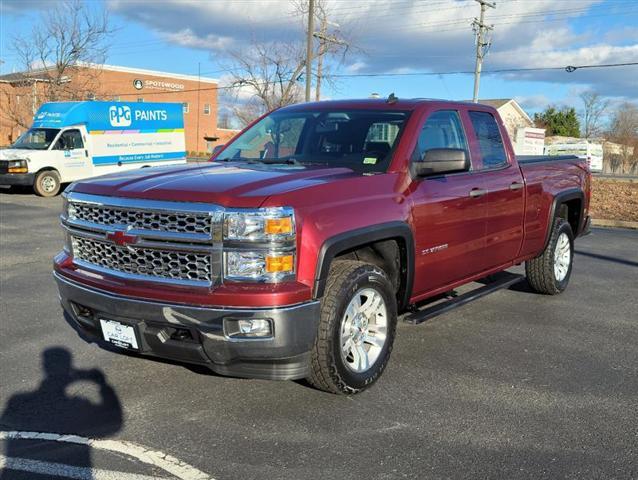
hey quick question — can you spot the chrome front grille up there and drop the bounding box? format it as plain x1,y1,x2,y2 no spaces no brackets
72,236,213,284
63,192,222,287
69,202,212,236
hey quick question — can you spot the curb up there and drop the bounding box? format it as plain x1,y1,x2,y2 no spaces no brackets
592,176,638,183
591,218,638,230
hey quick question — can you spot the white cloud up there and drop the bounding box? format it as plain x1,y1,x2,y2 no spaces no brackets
162,29,233,51
107,0,638,99
514,94,552,111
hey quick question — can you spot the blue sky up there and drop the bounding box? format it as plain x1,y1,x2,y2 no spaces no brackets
1,0,637,117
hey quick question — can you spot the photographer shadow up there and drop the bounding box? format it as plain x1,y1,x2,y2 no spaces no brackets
0,347,122,478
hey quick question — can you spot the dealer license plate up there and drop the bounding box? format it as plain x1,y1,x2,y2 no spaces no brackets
100,319,139,350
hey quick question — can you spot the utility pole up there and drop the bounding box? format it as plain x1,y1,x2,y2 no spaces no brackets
315,17,327,102
313,19,348,101
305,0,315,102
472,0,495,103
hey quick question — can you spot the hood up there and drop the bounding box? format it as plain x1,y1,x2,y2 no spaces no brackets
0,149,36,160
69,162,358,207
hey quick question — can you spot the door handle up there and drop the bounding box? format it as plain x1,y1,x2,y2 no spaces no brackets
469,188,487,198
509,181,524,190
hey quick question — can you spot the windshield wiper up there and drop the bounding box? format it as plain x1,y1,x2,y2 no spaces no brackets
251,158,300,165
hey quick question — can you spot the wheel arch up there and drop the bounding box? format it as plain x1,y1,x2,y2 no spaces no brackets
35,166,61,176
542,188,584,251
313,221,415,311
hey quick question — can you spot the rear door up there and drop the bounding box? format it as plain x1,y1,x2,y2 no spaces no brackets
467,110,525,270
409,109,489,295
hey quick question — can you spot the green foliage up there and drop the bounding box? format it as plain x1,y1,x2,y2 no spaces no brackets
534,106,581,137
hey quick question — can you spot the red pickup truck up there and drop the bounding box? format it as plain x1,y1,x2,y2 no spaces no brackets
54,99,591,394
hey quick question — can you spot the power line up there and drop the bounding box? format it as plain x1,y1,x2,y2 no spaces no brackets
328,62,638,78
4,61,635,99
87,61,638,96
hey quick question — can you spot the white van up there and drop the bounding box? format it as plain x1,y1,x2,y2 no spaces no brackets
0,101,186,196
544,141,603,172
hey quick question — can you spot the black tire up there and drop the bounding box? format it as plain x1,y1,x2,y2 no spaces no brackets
525,217,574,295
307,260,398,394
33,170,61,197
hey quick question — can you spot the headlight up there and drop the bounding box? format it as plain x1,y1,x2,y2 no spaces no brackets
224,207,295,241
225,251,295,281
7,159,28,174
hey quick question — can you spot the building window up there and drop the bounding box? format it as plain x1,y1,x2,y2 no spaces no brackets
183,102,189,114
203,103,211,115
137,97,144,103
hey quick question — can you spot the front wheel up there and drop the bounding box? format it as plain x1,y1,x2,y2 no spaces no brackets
33,170,61,197
525,218,574,295
307,260,397,394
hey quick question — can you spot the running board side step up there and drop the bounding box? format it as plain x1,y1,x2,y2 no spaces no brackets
402,272,524,325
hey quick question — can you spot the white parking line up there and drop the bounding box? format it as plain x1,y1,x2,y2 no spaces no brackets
0,455,172,480
0,431,214,480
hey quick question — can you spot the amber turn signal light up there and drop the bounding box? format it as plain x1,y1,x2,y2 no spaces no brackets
265,254,294,273
264,217,293,235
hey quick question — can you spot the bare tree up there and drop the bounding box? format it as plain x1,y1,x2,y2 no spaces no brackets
225,40,306,122
2,0,113,130
608,102,638,174
224,0,353,126
580,91,609,139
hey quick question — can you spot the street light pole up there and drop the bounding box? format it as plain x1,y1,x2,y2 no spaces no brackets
305,0,315,102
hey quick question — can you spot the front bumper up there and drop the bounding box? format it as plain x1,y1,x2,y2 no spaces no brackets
0,173,35,186
55,272,320,380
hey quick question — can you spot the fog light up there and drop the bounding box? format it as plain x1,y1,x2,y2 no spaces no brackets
224,318,272,338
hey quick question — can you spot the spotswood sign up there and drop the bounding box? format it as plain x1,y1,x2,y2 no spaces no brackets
132,78,184,91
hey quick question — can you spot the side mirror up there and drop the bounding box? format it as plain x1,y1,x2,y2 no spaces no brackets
412,148,469,177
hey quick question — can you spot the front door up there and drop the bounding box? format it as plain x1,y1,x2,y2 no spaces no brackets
409,110,488,296
52,129,90,181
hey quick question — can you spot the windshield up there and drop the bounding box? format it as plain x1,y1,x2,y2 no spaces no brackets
216,109,410,172
12,128,60,150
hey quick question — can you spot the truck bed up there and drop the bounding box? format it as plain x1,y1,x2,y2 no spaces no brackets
517,155,579,164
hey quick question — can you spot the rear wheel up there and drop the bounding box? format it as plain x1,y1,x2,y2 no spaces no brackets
307,260,397,394
33,170,61,197
526,217,574,295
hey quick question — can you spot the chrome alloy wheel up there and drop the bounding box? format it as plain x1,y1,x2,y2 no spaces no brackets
340,288,388,373
554,232,571,282
41,175,57,193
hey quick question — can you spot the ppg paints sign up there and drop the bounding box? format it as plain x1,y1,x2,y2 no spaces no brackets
132,78,184,91
109,105,132,127
109,105,169,127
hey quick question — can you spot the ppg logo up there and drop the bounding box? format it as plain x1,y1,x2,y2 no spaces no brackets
109,105,132,127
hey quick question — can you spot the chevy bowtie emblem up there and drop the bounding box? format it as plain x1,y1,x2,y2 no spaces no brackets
106,230,139,247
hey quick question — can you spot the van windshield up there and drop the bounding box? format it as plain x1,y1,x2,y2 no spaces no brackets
216,110,409,173
12,128,60,150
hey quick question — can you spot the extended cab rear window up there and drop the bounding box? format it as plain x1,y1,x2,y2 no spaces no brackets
217,110,410,173
469,111,508,170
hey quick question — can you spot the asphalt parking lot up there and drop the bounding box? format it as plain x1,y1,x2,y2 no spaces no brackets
1,189,637,480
